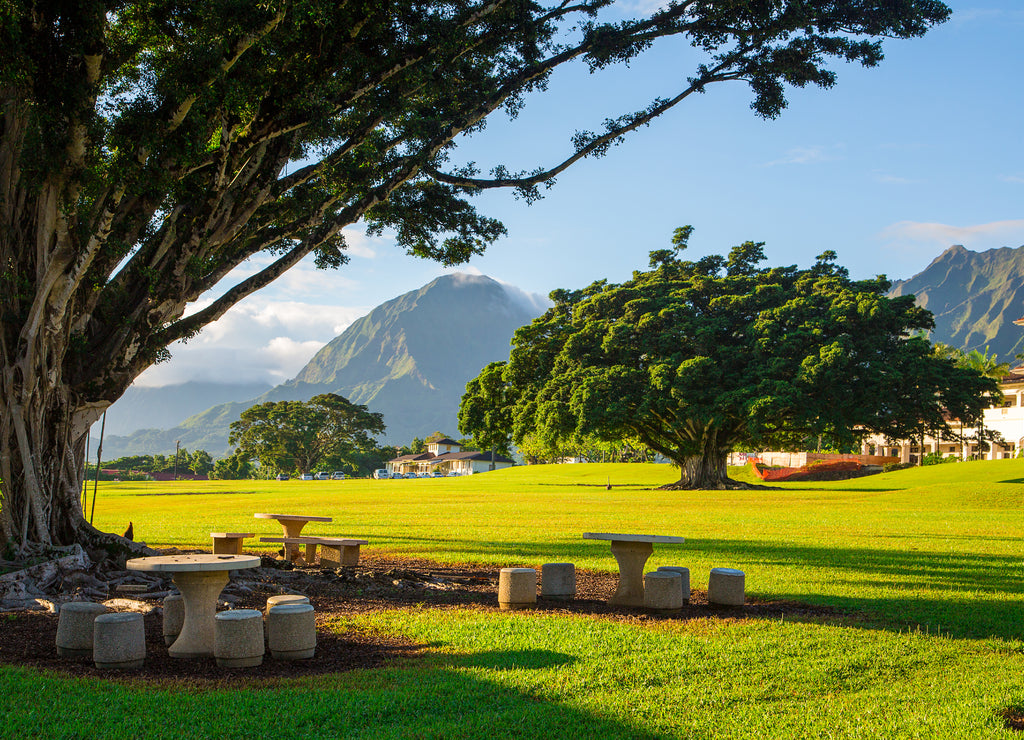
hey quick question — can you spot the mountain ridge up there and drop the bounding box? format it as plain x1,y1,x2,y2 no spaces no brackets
888,243,1024,361
99,273,546,457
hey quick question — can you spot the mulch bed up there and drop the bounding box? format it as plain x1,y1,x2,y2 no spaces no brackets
0,554,837,689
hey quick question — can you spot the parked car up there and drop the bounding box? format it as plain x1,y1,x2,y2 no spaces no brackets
430,471,444,478
314,472,331,480
331,471,346,480
275,473,289,481
299,473,315,481
446,470,460,477
373,469,389,479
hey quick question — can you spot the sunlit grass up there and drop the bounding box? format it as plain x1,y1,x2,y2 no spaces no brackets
8,459,1021,738
90,460,1024,637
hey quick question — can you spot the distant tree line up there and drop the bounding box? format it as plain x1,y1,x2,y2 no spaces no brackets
86,448,214,480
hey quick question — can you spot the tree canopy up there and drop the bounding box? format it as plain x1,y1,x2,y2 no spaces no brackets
0,0,951,546
228,393,384,475
459,229,998,488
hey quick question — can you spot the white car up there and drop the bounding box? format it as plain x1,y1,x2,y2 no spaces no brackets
331,471,346,480
373,469,390,479
299,473,315,481
314,472,331,480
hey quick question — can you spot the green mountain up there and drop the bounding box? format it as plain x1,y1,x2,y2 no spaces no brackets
101,381,272,436
99,274,545,457
888,244,1024,362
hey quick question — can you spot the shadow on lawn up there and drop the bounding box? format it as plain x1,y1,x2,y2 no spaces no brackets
5,648,666,740
384,534,1023,640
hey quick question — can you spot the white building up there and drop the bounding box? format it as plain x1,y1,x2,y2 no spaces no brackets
386,437,515,476
861,369,1024,462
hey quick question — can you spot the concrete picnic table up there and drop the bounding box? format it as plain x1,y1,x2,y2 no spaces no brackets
254,513,332,561
583,533,686,607
126,553,260,658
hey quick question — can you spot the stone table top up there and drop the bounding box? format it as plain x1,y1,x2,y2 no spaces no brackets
583,533,686,544
126,554,261,572
253,513,332,523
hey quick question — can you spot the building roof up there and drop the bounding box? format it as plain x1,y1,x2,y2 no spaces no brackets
388,452,436,463
427,437,460,446
428,450,515,465
388,449,514,465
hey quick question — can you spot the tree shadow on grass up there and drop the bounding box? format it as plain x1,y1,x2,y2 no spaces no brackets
9,648,666,740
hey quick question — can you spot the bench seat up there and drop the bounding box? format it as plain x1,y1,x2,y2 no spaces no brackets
260,536,368,566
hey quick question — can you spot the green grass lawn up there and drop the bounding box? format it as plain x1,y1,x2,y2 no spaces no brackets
6,461,1024,738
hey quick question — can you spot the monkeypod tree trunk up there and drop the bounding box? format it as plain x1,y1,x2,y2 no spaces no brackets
669,449,734,490
654,423,757,490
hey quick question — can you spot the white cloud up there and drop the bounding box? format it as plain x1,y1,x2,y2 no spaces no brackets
877,219,1024,247
135,297,371,387
340,226,381,259
1001,175,1024,184
496,280,552,316
763,145,840,167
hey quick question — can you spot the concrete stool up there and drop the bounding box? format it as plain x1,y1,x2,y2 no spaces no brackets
267,603,316,660
265,594,310,616
498,568,536,610
540,563,576,601
657,566,691,604
56,601,109,658
162,593,184,646
644,571,683,611
93,612,146,669
708,567,745,606
214,609,265,668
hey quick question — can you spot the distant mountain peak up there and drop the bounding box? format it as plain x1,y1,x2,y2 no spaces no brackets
889,242,1024,363
99,273,548,456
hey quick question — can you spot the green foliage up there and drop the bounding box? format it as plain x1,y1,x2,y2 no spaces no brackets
920,451,957,466
90,450,215,477
460,230,999,487
209,450,254,480
228,393,384,475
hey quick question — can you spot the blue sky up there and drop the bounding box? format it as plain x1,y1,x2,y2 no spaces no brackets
136,0,1024,388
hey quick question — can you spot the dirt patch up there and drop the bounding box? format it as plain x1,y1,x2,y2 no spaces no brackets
0,554,837,688
1001,707,1024,732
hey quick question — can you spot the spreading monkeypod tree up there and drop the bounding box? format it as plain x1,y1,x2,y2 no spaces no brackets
0,0,950,546
228,394,384,475
459,230,998,488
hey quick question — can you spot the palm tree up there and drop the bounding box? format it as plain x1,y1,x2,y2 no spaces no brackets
953,346,1010,459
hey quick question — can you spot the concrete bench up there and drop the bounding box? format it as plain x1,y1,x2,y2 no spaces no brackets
210,532,255,554
260,536,368,566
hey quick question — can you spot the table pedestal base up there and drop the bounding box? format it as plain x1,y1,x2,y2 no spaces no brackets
169,570,230,658
608,540,653,607
282,521,310,563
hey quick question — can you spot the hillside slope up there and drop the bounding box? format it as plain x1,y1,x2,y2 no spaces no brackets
888,244,1024,362
99,274,545,457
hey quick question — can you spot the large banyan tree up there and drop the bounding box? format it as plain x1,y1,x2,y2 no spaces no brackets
0,0,950,547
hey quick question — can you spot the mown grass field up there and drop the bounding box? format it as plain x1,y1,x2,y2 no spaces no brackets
5,460,1024,738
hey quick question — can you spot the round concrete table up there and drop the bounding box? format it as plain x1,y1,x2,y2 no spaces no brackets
254,513,332,562
126,554,260,658
583,533,686,607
